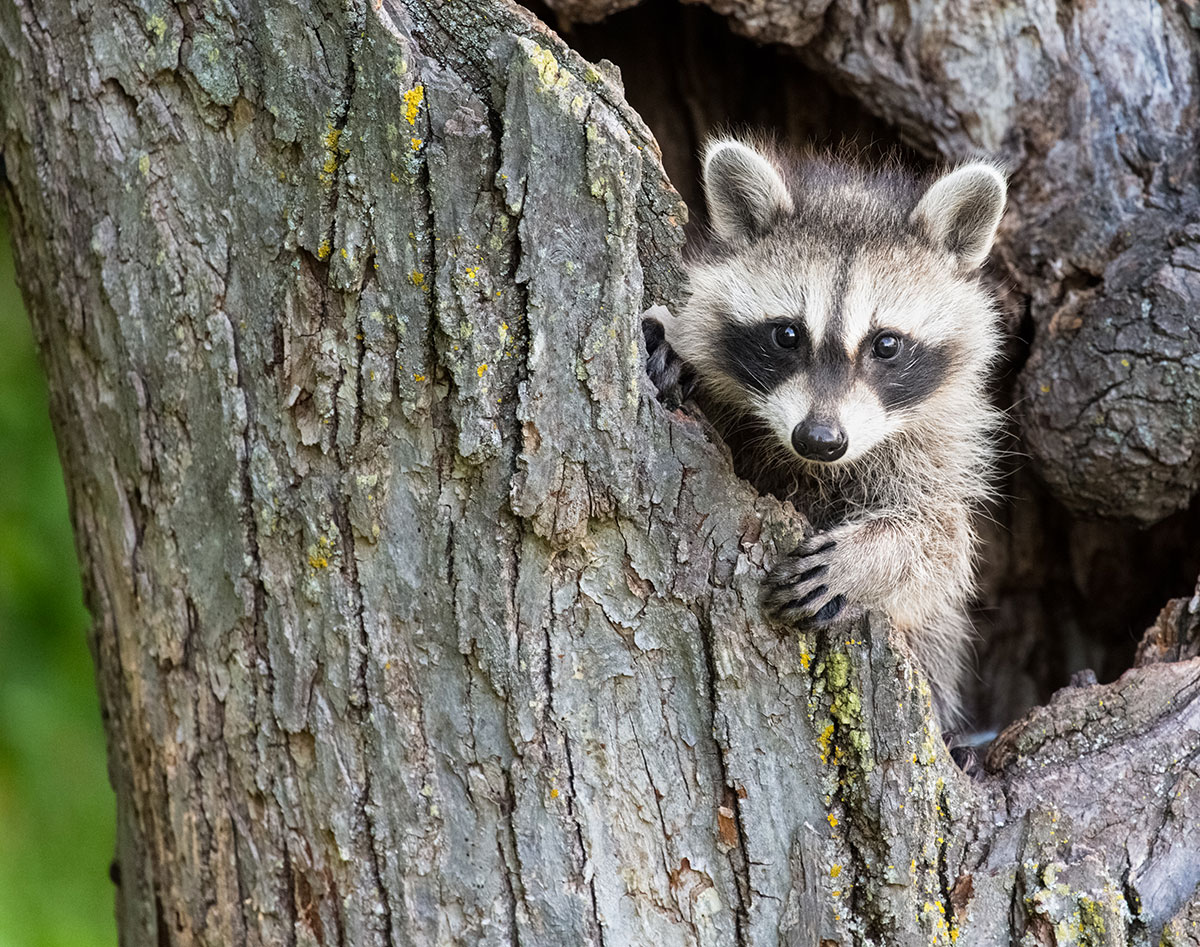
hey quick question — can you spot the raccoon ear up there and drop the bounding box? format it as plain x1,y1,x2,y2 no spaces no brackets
912,163,1007,270
702,140,794,243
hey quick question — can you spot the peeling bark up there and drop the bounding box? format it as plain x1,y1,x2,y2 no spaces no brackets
3,1,1200,945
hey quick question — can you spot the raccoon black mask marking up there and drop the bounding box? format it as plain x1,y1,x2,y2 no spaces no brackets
646,138,1007,726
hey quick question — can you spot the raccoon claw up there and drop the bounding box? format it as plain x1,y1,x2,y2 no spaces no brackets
792,538,836,558
642,316,695,408
768,591,849,630
811,594,848,624
765,535,853,628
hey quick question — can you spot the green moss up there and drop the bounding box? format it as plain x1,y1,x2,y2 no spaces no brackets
185,31,238,106
528,44,566,90
146,13,167,43
1078,896,1107,938
1024,864,1127,946
825,652,850,690
814,647,872,777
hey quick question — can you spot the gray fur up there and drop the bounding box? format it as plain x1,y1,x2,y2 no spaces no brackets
658,139,1007,725
703,139,796,243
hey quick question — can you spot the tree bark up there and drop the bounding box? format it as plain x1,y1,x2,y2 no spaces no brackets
3,1,1199,946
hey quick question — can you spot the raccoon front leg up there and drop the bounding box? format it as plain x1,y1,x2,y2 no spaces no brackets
765,511,974,634
765,512,976,716
641,312,695,409
763,524,866,629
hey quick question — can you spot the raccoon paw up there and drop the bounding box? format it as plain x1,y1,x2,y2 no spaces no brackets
764,533,856,629
642,315,695,409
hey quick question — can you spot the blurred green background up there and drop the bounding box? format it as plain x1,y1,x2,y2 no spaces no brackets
0,207,116,945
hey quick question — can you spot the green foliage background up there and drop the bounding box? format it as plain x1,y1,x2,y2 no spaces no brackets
0,207,116,945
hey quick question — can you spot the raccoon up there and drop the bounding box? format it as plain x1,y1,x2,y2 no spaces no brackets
645,138,1006,724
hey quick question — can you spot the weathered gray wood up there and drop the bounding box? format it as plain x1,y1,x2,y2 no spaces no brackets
3,0,1200,945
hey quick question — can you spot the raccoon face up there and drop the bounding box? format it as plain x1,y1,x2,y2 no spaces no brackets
674,139,1006,467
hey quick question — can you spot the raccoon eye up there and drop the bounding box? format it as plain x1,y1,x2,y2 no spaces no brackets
872,331,902,360
772,324,800,349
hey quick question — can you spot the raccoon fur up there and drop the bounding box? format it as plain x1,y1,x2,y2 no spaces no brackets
645,138,1006,725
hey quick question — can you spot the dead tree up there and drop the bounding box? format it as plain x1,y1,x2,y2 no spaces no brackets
2,0,1198,944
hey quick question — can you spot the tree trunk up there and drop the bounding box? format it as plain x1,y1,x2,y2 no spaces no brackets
2,1,1199,946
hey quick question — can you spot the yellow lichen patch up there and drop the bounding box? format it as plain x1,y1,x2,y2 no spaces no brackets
465,266,479,281
918,899,956,945
477,363,488,377
529,44,558,87
308,534,335,571
390,171,400,183
410,137,423,150
799,647,811,671
146,14,167,42
403,84,424,125
320,123,347,186
817,723,835,765
830,864,842,878
528,44,569,91
413,373,426,382
138,154,151,178
317,239,332,261
550,788,559,799
826,813,838,829
409,271,425,287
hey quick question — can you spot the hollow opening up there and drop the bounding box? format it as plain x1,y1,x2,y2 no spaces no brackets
527,0,1200,732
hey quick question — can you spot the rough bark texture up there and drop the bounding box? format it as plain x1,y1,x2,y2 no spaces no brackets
3,1,1200,946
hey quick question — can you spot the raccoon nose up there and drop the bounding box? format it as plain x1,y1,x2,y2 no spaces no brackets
792,419,848,462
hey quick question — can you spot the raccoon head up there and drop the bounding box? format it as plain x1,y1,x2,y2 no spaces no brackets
674,138,1006,468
